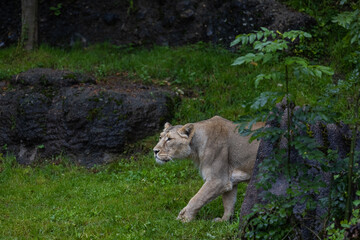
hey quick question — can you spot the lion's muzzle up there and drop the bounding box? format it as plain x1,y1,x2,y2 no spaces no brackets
154,149,170,164
155,156,171,165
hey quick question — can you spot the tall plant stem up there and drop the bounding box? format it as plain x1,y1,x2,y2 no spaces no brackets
285,64,291,179
345,88,359,221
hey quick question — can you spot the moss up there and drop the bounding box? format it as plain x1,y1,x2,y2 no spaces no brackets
306,123,314,138
63,73,78,81
318,122,330,155
88,96,100,103
39,86,57,100
117,113,128,121
106,96,123,106
10,115,16,131
39,74,49,86
87,108,101,121
114,98,123,106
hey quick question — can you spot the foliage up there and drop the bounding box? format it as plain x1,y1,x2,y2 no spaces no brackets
229,1,360,236
49,3,62,16
327,191,360,239
241,202,295,240
230,26,359,239
239,103,336,239
329,3,360,232
231,27,333,124
127,0,135,15
231,28,333,114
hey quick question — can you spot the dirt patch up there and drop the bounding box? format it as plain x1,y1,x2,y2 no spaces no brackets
1,0,314,48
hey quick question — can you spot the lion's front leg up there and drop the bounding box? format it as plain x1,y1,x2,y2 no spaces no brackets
177,179,231,222
176,206,196,222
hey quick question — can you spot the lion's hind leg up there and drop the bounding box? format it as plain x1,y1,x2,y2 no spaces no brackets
230,170,251,184
213,170,251,222
213,185,238,222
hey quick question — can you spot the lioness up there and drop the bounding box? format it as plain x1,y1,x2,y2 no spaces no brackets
153,116,264,222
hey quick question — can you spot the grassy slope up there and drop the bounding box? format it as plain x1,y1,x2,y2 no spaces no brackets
0,154,246,239
0,43,327,123
0,37,333,238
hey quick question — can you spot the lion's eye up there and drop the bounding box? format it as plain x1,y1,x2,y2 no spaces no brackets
166,138,172,142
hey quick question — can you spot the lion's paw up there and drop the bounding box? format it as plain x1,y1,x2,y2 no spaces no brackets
176,207,195,222
212,217,223,222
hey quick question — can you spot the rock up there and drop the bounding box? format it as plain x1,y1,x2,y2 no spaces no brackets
231,0,247,10
13,68,95,87
70,32,88,48
180,9,195,19
239,100,359,239
1,0,314,48
162,15,176,28
176,1,192,12
206,24,213,37
103,13,119,25
346,222,360,239
0,68,178,166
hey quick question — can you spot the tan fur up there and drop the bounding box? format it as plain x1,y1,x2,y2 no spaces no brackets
153,116,264,222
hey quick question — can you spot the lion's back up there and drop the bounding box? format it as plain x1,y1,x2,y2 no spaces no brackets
197,116,263,174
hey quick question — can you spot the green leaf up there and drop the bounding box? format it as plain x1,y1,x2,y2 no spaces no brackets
231,53,256,66
230,37,241,47
242,36,248,45
304,32,312,38
314,69,322,78
262,53,274,64
257,31,264,41
250,92,283,110
350,34,359,44
253,52,264,62
255,74,265,88
317,66,334,75
332,11,358,29
271,72,280,81
249,34,256,44
254,41,272,51
285,57,308,67
232,56,246,66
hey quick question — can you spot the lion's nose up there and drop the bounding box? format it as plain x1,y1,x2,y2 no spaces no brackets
153,149,160,155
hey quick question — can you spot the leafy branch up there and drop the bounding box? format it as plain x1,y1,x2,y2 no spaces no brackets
232,27,336,238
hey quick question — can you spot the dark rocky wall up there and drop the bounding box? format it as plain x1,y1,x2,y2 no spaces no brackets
1,0,314,48
0,68,178,166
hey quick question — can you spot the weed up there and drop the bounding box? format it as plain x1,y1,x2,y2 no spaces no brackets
49,3,62,16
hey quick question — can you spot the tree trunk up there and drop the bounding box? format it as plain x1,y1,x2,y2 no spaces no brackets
21,0,38,50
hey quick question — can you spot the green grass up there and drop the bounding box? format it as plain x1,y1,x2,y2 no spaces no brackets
0,39,334,239
0,42,329,123
0,43,260,122
0,154,246,239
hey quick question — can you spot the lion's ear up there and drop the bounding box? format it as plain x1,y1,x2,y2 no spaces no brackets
164,122,172,130
178,123,194,138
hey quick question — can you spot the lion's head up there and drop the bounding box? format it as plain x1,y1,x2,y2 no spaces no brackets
153,122,194,164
